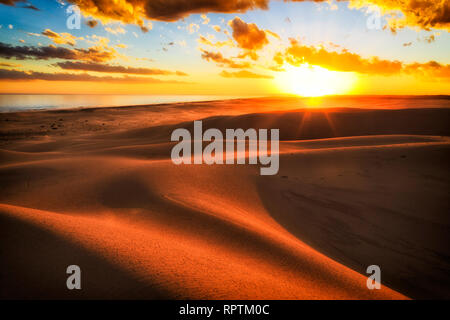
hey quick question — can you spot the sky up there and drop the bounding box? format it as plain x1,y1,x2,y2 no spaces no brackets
0,0,449,96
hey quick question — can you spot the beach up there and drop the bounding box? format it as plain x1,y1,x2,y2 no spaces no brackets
1,96,449,299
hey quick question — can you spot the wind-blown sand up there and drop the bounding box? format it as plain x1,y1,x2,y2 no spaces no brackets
1,97,449,299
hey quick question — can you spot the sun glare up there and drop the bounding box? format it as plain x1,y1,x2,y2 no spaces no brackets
276,63,357,97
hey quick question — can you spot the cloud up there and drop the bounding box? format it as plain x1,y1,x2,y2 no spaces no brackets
188,23,200,34
68,0,268,23
0,68,190,83
105,25,127,35
276,38,450,79
86,35,110,48
55,61,188,76
64,0,449,31
228,17,269,51
403,61,450,79
279,38,403,75
0,62,21,67
266,30,281,40
41,29,78,46
0,0,19,4
140,21,153,32
201,14,210,25
0,42,116,62
198,35,234,48
348,0,450,31
86,20,98,28
22,3,38,10
421,32,440,43
200,49,250,69
424,34,436,43
220,70,273,79
0,0,39,10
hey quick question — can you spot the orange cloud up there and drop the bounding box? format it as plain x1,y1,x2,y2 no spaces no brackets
280,39,403,75
220,70,273,79
0,62,21,67
403,61,450,79
188,23,200,34
201,14,210,24
198,35,234,48
228,17,269,51
277,38,450,80
266,30,281,40
41,29,79,46
105,25,127,35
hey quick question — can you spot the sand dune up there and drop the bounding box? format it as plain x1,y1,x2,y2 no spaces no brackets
1,98,449,299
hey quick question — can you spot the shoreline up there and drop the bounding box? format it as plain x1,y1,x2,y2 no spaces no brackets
1,95,449,114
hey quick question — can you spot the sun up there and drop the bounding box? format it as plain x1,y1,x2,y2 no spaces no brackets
276,63,357,97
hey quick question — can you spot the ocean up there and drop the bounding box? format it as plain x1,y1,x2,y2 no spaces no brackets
0,94,241,112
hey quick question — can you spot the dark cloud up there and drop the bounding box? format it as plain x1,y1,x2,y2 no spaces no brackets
0,0,19,4
55,61,188,76
22,4,38,10
0,42,116,62
0,0,39,10
200,49,250,69
86,20,98,28
0,68,190,83
68,0,268,25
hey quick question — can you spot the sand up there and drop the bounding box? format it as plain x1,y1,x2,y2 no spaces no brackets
1,97,449,299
